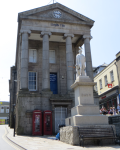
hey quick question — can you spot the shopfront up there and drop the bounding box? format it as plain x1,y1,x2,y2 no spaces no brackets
99,87,118,110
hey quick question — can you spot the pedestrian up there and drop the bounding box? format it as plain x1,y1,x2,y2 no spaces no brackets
113,106,116,115
110,107,113,115
117,104,120,114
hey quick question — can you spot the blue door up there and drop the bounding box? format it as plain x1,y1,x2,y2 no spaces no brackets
50,73,58,94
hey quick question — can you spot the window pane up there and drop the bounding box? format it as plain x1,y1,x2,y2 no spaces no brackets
33,50,37,63
99,79,102,89
49,50,55,63
104,76,107,86
110,71,114,82
29,49,37,63
28,72,37,90
29,72,32,76
29,76,32,80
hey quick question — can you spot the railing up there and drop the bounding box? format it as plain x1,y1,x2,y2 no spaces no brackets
109,115,120,137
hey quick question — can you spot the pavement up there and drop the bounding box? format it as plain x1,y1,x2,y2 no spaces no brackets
3,125,120,150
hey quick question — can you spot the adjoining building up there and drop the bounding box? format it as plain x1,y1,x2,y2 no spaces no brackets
9,2,95,135
94,52,120,110
0,101,9,124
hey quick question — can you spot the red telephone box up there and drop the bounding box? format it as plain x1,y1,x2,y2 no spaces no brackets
43,110,52,135
32,110,42,135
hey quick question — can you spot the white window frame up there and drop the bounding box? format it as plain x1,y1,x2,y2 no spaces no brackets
29,49,37,63
110,70,114,82
104,75,108,86
94,83,98,92
49,50,56,63
28,72,37,91
1,107,4,113
6,107,9,113
99,79,102,89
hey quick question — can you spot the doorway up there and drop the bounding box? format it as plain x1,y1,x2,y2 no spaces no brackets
55,107,67,133
50,73,58,94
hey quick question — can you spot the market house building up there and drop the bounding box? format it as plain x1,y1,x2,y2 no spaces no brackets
9,2,95,135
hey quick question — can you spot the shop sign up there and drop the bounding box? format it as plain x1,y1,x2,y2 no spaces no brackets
108,84,112,88
0,119,5,125
101,96,106,99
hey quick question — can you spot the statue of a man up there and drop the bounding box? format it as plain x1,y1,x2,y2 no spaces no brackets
76,47,86,77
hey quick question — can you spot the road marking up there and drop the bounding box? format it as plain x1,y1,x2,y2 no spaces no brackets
2,126,26,150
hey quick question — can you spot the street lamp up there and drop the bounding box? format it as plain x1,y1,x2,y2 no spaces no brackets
13,104,16,137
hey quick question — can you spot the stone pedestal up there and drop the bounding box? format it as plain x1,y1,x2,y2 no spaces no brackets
65,76,108,126
60,76,115,146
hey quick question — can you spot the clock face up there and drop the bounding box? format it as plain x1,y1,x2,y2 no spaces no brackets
53,10,62,18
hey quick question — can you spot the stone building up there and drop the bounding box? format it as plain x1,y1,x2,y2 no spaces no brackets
9,3,94,135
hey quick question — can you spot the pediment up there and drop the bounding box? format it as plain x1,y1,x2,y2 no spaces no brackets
18,3,94,26
29,9,85,23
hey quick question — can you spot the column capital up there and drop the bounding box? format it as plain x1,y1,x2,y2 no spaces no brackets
63,34,74,39
83,35,92,40
40,31,52,38
20,29,31,35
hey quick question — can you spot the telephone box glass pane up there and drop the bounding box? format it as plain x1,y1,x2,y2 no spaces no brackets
35,115,40,132
46,115,50,131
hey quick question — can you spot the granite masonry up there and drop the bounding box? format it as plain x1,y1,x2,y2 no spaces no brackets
9,3,96,135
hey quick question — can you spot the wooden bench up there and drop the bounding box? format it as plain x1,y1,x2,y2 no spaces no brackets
78,126,120,147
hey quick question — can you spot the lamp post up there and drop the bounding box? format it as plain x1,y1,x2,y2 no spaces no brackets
13,104,16,137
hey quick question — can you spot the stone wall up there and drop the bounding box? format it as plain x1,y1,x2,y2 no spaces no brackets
60,126,79,145
60,125,116,146
16,92,43,135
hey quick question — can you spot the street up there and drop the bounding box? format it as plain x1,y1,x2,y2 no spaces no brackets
0,125,120,150
0,125,16,150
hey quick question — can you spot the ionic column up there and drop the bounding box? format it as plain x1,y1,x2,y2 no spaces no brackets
83,35,93,81
40,32,52,90
20,29,31,89
64,34,74,91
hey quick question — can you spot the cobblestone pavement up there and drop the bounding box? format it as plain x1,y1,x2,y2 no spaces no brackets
4,125,120,150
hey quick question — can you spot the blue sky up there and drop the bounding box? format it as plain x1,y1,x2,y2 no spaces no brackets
0,0,120,101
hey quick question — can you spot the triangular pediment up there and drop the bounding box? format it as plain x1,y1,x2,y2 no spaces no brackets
18,3,94,26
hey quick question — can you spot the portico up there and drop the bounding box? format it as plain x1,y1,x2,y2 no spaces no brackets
20,30,93,92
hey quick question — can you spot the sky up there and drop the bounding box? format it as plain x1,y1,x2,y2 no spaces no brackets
0,0,120,102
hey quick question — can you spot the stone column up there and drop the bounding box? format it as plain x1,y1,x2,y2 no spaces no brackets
20,29,31,89
64,34,74,91
83,35,93,80
40,32,52,90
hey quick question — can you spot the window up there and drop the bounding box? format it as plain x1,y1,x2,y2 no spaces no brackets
28,72,37,91
29,49,37,63
110,71,114,82
1,107,4,113
99,79,102,89
94,83,98,92
104,75,108,86
49,50,55,63
6,107,9,113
